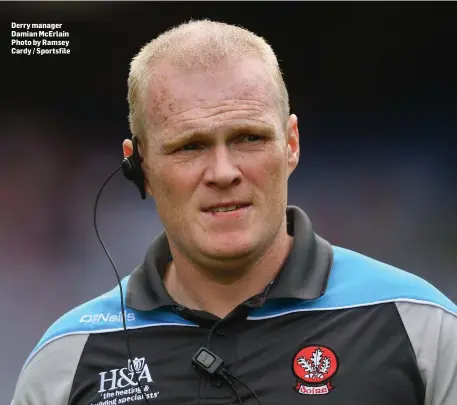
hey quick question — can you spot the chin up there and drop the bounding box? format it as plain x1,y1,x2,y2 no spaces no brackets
200,235,257,261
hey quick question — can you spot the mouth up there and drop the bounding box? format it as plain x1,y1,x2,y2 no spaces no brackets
202,203,251,215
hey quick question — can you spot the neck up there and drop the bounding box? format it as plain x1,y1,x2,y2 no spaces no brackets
163,222,293,318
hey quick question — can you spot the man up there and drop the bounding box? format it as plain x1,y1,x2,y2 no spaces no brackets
12,19,457,405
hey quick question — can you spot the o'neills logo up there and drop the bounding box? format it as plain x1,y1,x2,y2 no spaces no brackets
98,357,153,393
80,312,135,324
292,345,338,396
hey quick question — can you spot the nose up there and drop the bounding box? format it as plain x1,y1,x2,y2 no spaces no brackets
203,145,241,189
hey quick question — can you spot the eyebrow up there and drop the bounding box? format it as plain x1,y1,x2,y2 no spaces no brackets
159,122,276,153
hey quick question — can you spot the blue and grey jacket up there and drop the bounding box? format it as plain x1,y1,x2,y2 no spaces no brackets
11,207,457,405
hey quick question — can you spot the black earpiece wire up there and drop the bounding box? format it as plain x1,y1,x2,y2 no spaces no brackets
223,370,261,405
93,165,151,405
221,373,244,405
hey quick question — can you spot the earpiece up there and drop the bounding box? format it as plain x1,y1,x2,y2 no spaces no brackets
121,136,146,200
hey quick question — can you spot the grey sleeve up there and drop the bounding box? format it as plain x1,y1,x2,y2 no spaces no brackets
11,334,89,405
396,301,457,405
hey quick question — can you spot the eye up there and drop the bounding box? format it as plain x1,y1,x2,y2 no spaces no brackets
181,143,201,151
240,135,263,143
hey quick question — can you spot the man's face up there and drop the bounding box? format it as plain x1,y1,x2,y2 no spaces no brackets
140,58,299,267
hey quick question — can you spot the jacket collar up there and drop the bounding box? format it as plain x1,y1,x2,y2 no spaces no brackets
126,206,333,311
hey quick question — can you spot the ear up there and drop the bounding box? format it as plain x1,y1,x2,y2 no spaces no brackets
122,139,133,158
123,138,155,198
286,114,300,176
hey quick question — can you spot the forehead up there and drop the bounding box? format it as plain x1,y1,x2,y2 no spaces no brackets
145,58,280,133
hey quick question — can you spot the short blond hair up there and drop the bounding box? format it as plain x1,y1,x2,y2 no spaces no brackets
127,19,290,143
